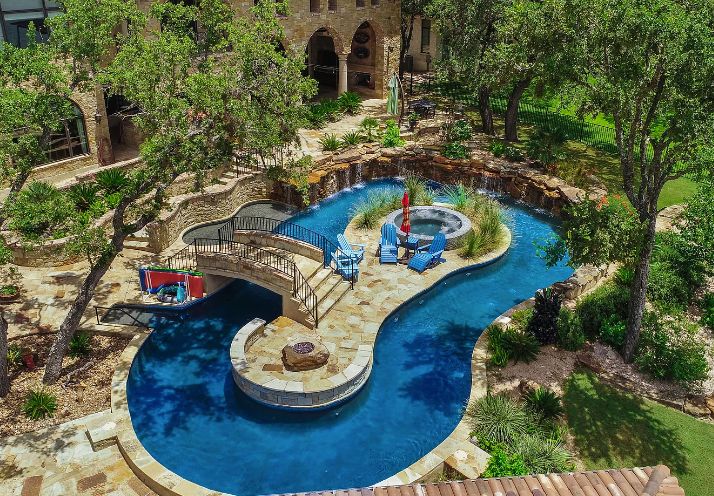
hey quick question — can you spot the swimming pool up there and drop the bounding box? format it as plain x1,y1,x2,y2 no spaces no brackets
126,178,573,495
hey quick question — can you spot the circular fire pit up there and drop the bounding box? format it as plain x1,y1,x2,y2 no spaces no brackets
385,205,472,250
282,337,329,371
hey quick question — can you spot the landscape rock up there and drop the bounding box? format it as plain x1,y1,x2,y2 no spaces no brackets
281,337,329,372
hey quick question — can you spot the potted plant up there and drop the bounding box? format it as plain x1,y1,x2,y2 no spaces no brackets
407,112,420,132
0,284,20,303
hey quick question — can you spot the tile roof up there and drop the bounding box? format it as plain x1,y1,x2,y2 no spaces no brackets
288,466,683,496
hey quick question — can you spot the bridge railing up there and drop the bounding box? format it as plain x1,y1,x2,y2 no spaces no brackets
166,238,319,326
217,216,356,289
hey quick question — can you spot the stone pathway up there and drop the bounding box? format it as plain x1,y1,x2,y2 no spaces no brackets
0,411,156,496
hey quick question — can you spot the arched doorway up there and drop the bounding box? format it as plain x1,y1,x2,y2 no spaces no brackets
305,28,342,97
348,21,377,94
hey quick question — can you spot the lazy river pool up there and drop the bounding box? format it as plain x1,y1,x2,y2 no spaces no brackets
126,178,573,495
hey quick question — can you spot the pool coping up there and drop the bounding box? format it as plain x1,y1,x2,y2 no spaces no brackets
109,224,515,496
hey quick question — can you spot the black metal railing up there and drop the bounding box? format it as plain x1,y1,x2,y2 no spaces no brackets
217,216,357,289
233,147,286,176
95,306,151,328
166,238,320,326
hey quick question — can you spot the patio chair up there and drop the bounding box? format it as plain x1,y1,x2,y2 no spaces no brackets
379,223,400,264
408,232,446,273
336,233,365,263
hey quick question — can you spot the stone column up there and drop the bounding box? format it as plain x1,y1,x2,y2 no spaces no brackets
307,41,315,78
338,53,349,95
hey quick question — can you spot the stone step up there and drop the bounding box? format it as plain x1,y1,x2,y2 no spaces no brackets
309,266,337,292
314,275,345,305
125,233,149,243
316,281,351,319
123,240,154,253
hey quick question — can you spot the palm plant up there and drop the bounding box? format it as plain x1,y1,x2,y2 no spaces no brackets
525,387,564,420
319,133,341,152
467,394,531,445
95,169,129,194
336,91,362,114
68,182,100,212
340,131,363,147
359,117,380,142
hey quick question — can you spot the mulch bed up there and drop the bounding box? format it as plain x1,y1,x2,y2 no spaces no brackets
0,333,131,438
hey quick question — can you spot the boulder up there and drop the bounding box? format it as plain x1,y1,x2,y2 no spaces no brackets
282,338,329,372
684,396,712,418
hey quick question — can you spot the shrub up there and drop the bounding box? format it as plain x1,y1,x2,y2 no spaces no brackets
68,183,100,212
512,433,573,474
647,260,690,311
600,315,627,349
556,308,585,351
8,182,74,241
351,188,401,229
575,282,630,338
449,119,473,142
23,388,58,420
701,293,714,329
467,394,531,444
509,308,534,331
319,133,341,152
504,146,524,162
525,387,564,421
95,169,128,194
340,131,363,147
442,142,468,159
526,125,568,166
0,284,18,296
652,231,709,295
336,91,362,114
307,100,342,128
403,174,434,205
502,328,540,363
381,120,405,147
614,265,635,287
69,331,92,358
481,444,528,477
527,288,562,345
7,343,22,367
635,311,709,384
359,117,380,142
489,141,506,157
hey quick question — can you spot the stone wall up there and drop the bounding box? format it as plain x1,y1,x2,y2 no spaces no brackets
145,173,268,252
271,143,585,216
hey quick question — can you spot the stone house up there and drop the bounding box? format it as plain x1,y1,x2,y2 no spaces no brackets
1,0,400,180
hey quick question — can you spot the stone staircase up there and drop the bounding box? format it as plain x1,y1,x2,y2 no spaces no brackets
301,262,352,326
123,229,152,253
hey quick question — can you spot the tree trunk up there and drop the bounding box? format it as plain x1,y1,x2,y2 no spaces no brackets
478,86,494,135
0,310,9,397
504,79,530,142
42,201,133,384
399,14,416,78
622,214,657,362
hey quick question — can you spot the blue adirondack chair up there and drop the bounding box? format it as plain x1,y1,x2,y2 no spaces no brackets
336,233,365,263
408,232,447,273
379,223,400,264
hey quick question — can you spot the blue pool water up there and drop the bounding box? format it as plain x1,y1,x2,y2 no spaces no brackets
126,179,573,495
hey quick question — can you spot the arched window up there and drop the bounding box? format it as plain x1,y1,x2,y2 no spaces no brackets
47,102,89,162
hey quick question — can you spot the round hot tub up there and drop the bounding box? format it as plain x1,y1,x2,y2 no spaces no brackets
385,205,472,250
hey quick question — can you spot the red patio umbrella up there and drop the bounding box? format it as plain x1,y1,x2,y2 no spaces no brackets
401,190,411,235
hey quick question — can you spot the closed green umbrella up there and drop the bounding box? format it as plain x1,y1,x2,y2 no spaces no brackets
387,74,399,115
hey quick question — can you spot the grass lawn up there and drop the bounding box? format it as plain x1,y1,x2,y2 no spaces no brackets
563,371,714,496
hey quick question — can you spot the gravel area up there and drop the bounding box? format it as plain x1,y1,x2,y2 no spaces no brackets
0,333,131,437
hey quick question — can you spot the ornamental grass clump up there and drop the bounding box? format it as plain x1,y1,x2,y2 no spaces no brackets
23,388,58,420
351,188,401,229
468,393,574,476
319,133,340,152
68,331,92,358
403,174,434,205
460,200,504,260
467,394,530,445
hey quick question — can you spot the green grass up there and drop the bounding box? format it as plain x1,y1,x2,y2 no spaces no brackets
563,371,714,496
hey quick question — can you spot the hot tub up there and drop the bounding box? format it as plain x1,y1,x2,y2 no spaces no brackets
385,205,472,250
